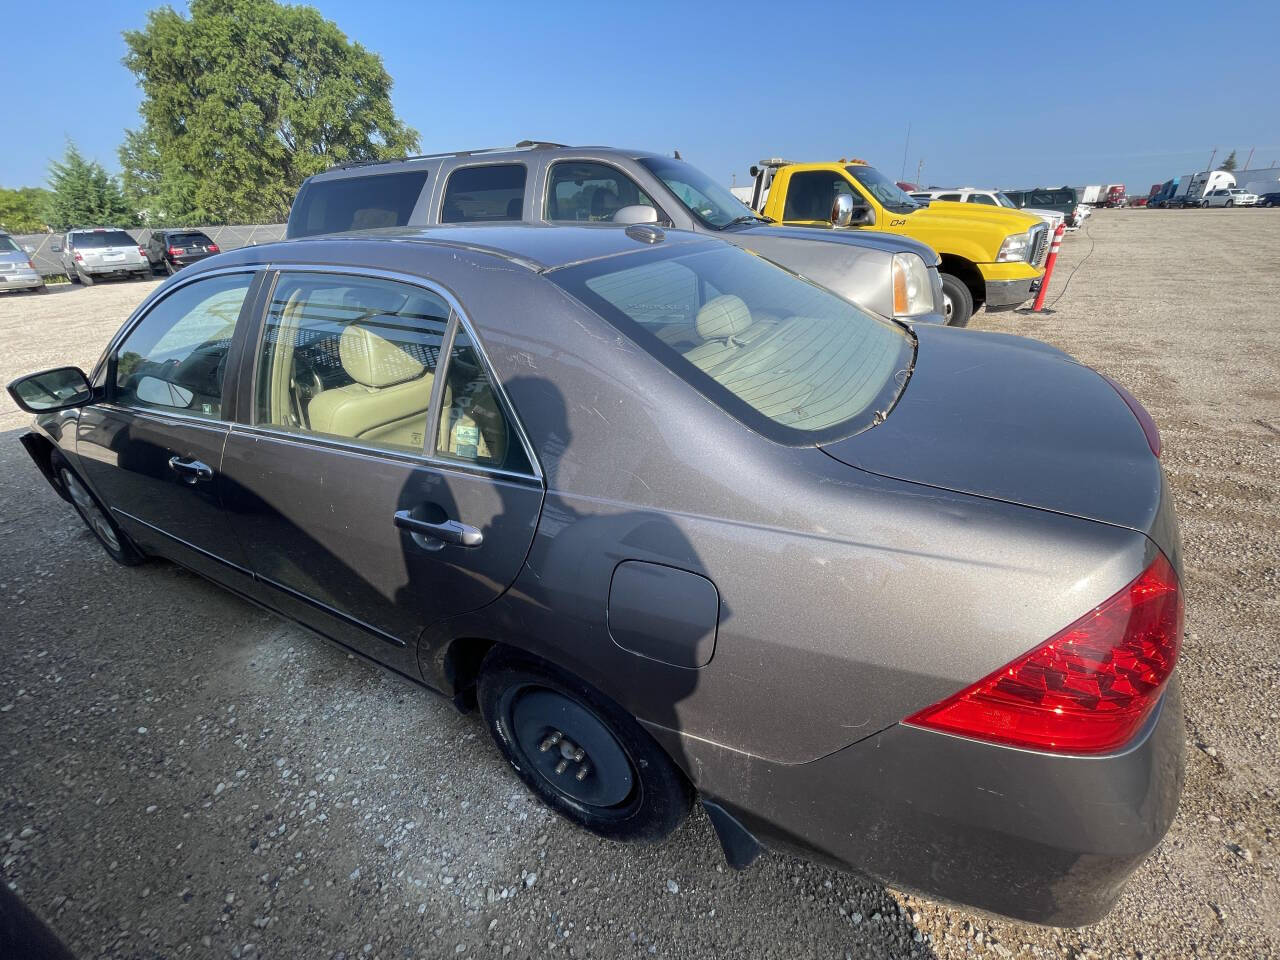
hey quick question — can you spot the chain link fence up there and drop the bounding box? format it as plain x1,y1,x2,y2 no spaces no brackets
12,224,287,277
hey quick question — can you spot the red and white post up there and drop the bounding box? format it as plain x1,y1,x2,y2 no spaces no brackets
1031,221,1067,312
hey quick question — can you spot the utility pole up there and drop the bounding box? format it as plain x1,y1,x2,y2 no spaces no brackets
900,123,912,181
916,158,924,186
1243,146,1255,172
1206,147,1217,172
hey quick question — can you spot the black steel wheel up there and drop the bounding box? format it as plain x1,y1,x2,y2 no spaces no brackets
478,650,692,842
53,455,143,566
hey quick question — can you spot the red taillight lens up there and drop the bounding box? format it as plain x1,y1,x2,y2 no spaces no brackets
1102,374,1161,457
905,553,1183,754
207,243,219,253
138,246,147,257
168,246,184,256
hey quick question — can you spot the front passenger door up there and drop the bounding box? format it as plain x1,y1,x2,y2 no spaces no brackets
220,271,544,674
76,271,259,584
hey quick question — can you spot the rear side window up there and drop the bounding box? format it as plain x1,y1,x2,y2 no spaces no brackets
441,165,526,222
970,194,997,205
287,170,430,238
937,193,962,202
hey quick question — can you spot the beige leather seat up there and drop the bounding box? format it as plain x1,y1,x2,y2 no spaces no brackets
307,320,435,451
684,294,753,371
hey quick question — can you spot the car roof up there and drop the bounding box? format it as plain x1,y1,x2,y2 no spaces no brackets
232,224,717,273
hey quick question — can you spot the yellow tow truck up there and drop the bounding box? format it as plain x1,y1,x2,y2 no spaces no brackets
746,159,1048,326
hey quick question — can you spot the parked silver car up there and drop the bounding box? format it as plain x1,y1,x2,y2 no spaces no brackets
54,228,151,285
0,232,47,294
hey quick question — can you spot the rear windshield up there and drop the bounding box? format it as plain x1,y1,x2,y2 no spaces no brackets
167,232,212,246
441,164,526,222
549,244,914,444
71,230,136,248
287,170,430,238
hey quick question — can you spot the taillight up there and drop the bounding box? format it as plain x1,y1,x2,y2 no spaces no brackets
27,260,36,270
138,246,147,257
168,246,184,256
207,243,219,253
904,552,1182,754
74,252,83,261
1100,374,1161,457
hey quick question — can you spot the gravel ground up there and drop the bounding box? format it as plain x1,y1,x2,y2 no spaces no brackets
1,211,1277,959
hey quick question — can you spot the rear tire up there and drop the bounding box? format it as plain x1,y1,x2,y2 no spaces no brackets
939,273,974,327
1225,200,1233,207
51,453,143,566
478,649,692,843
76,267,94,286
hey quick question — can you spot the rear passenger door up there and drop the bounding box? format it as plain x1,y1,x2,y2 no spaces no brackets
220,269,544,672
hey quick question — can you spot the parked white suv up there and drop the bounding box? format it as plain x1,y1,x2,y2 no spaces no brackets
55,228,151,286
910,188,1065,232
1202,188,1258,208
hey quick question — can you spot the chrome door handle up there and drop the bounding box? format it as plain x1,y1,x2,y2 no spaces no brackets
168,456,213,484
394,510,483,547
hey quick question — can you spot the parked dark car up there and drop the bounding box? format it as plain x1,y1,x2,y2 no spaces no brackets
7,225,1185,927
145,229,220,274
1258,192,1280,208
1002,187,1084,225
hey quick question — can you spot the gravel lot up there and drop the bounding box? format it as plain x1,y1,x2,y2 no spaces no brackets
1,211,1277,959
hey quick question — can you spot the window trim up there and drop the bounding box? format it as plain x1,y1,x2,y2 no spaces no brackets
239,263,543,484
101,266,265,423
541,158,671,225
438,161,530,224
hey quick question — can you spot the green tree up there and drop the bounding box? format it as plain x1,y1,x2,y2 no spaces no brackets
121,0,419,225
44,143,136,231
0,187,52,233
1221,150,1237,172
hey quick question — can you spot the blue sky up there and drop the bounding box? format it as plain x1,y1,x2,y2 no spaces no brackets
3,0,1278,195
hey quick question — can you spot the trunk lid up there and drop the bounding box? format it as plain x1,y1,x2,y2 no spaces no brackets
819,324,1165,536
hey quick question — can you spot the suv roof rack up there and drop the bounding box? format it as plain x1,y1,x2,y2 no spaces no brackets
332,140,570,171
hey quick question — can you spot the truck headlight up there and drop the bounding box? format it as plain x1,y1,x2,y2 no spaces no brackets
996,231,1033,262
892,252,932,317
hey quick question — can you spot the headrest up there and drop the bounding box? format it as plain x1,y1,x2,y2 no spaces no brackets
695,295,751,343
340,320,425,388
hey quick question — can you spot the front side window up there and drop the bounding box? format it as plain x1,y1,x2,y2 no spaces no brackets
550,245,914,443
636,156,760,229
545,161,658,222
440,164,526,223
287,170,430,238
782,171,860,222
970,194,997,206
114,273,253,419
995,193,1018,208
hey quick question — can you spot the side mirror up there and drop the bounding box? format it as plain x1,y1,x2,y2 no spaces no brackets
7,366,93,413
50,240,63,253
135,375,195,409
830,193,855,227
612,205,659,225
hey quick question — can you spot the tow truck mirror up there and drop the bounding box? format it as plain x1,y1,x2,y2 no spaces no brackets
830,193,854,227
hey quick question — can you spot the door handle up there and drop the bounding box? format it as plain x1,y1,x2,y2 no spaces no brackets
394,509,483,547
168,456,213,484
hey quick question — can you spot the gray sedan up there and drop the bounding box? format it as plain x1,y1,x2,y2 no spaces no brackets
8,224,1184,927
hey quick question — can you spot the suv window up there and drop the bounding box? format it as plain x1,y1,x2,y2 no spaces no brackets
114,273,253,419
782,171,859,221
441,164,526,223
936,193,962,202
288,170,430,238
970,194,997,205
551,244,913,444
545,161,658,222
72,230,137,248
